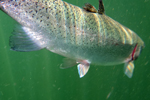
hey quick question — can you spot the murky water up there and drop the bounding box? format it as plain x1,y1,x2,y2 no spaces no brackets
0,0,150,100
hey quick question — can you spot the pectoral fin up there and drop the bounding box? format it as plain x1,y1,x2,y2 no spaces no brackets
77,61,90,78
124,61,135,78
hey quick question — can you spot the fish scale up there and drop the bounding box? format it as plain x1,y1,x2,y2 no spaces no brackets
0,0,141,58
0,0,144,78
0,0,136,47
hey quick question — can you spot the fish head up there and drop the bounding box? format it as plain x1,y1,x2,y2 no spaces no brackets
124,38,144,78
131,38,145,62
134,37,145,60
133,44,144,61
125,37,144,63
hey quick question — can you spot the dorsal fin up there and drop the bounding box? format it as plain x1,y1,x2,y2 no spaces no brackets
83,0,105,14
83,3,97,13
98,0,105,14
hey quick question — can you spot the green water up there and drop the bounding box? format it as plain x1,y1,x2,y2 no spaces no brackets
0,0,150,100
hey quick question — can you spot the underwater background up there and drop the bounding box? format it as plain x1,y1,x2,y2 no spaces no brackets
0,0,150,100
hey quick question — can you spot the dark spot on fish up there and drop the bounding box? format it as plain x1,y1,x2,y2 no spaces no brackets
72,13,74,16
46,8,48,13
35,2,38,5
29,10,33,13
40,20,42,22
115,43,119,46
45,2,47,5
47,17,49,19
54,6,57,9
14,4,18,7
26,2,29,5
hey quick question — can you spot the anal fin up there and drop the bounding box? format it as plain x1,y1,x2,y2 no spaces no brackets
124,61,135,78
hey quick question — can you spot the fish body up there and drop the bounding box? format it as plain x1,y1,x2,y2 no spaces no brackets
0,0,144,78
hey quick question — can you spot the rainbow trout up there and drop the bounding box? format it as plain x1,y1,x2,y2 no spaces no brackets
0,0,144,78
